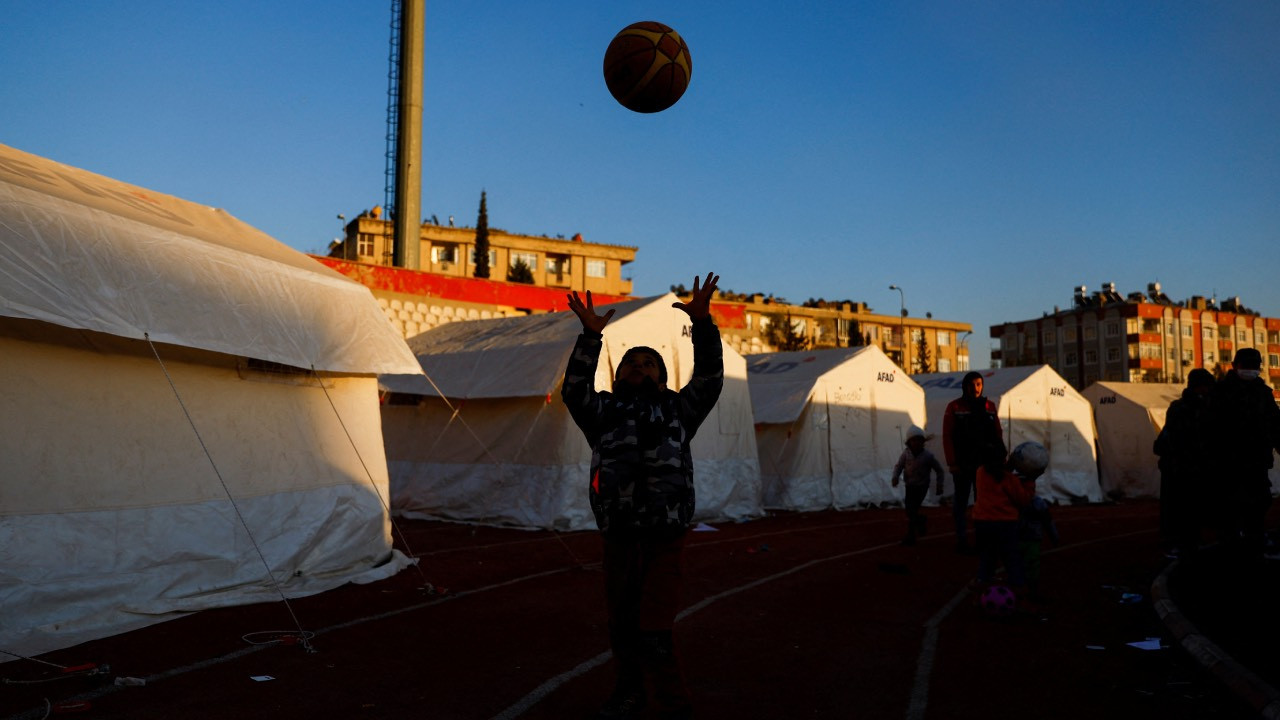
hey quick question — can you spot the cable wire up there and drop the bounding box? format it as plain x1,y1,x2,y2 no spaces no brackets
145,334,314,653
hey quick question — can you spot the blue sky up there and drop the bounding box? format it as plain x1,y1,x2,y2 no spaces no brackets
4,2,1278,363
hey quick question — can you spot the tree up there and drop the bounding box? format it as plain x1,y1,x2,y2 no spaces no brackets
915,330,932,373
765,312,807,351
473,191,490,279
507,257,534,284
847,320,866,347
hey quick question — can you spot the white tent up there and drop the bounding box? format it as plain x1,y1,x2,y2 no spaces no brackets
1081,382,1184,499
746,345,926,511
0,144,423,662
914,367,1103,503
1082,381,1280,498
379,294,763,531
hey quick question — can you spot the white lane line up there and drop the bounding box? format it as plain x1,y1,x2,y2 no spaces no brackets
903,526,1157,720
491,539,904,720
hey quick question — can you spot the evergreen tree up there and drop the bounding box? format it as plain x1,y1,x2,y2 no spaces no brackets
915,329,932,373
765,312,808,351
473,191,490,279
507,257,534,284
848,320,866,347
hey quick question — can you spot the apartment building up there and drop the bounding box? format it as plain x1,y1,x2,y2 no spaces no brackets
694,294,972,371
320,212,973,364
329,209,637,297
991,282,1280,395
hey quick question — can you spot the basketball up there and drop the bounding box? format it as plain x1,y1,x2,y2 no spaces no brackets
1009,441,1050,478
980,585,1017,617
603,21,692,113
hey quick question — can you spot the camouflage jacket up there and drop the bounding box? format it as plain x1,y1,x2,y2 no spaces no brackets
561,317,723,533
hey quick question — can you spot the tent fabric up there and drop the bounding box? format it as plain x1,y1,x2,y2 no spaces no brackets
1081,382,1184,499
915,366,1103,503
747,346,927,511
0,143,422,375
0,147,416,663
1082,381,1280,499
382,294,763,531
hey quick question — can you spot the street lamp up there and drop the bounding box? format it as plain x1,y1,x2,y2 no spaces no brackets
337,214,349,260
889,285,908,371
958,330,973,371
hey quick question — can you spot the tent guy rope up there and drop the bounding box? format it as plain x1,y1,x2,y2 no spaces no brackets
145,334,314,654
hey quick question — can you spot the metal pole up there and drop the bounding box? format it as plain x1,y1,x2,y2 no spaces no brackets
890,285,906,370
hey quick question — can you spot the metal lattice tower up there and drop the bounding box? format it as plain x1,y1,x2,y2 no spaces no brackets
382,0,401,265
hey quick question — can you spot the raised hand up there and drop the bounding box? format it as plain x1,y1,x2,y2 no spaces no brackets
672,272,719,319
567,290,616,334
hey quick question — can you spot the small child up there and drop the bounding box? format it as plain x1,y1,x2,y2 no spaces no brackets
891,426,945,546
972,441,1047,599
1018,494,1059,604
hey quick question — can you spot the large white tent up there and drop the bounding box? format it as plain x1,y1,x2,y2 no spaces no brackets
746,345,926,511
379,294,763,531
0,144,423,662
1082,381,1280,498
1081,382,1184,499
914,366,1104,503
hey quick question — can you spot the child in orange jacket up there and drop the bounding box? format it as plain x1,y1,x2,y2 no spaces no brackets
972,442,1048,594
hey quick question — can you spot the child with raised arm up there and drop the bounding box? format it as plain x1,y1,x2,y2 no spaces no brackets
562,273,724,720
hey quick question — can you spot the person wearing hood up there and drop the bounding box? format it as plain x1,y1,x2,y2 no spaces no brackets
942,371,1005,554
1153,368,1215,557
1207,348,1280,557
562,273,723,720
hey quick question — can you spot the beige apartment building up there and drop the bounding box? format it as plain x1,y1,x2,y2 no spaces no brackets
991,282,1280,395
329,209,637,297
322,212,972,364
692,294,972,371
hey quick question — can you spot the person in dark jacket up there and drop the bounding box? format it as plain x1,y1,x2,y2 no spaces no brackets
1206,348,1280,557
1153,368,1214,557
562,272,723,720
942,371,1005,553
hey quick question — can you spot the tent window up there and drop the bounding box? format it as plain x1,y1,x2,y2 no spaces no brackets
238,358,322,387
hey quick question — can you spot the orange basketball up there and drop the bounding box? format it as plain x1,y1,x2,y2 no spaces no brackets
603,21,692,113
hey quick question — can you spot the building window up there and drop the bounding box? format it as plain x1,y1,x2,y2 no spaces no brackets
1183,325,1193,337
938,358,951,372
910,328,923,343
546,255,570,277
357,234,375,256
1203,351,1215,365
938,331,951,346
1085,349,1098,364
1220,350,1232,362
1238,330,1249,343
586,259,607,278
433,245,457,263
1043,330,1054,345
1202,327,1214,340
1257,331,1266,344
1167,348,1176,360
510,251,538,269
1166,321,1175,335
1106,321,1120,337
470,248,497,266
1182,350,1193,364
1065,352,1077,367
1270,354,1279,367
1084,325,1097,340
1065,328,1077,342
